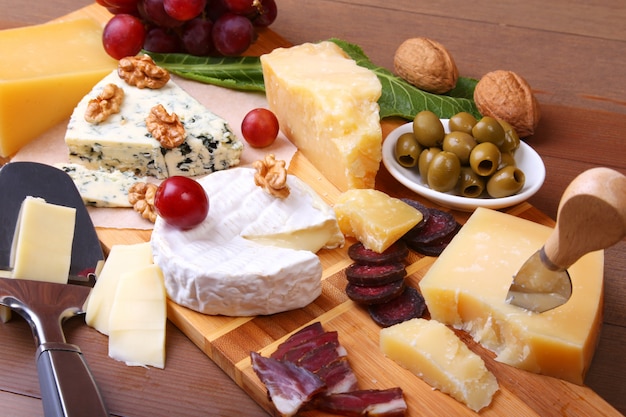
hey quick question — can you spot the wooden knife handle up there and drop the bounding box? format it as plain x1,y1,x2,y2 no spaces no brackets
544,167,626,270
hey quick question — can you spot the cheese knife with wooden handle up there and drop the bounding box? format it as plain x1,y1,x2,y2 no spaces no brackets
507,167,626,313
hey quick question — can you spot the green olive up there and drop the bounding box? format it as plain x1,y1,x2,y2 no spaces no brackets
487,165,526,198
469,142,501,177
427,151,461,192
472,116,506,147
413,110,445,147
498,119,521,153
448,112,478,134
498,152,516,169
418,147,442,183
442,131,477,165
394,132,422,168
457,166,485,198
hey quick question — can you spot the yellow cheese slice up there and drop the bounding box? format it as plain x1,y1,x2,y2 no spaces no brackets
108,264,167,369
261,41,383,191
0,18,118,157
10,196,76,283
84,242,154,335
380,318,499,412
2,196,76,322
419,207,604,384
333,189,423,252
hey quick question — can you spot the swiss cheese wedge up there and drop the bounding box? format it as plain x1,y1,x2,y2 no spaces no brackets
261,41,383,191
419,207,604,384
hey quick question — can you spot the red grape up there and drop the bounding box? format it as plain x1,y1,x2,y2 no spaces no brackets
139,0,184,28
154,176,209,230
144,27,181,53
163,0,206,21
181,18,215,56
212,13,255,56
241,108,279,148
252,0,277,27
223,0,257,16
102,14,146,60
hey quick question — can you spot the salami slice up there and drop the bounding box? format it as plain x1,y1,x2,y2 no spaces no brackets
347,241,408,265
367,286,426,328
345,262,406,287
345,279,406,306
402,207,459,246
408,222,462,256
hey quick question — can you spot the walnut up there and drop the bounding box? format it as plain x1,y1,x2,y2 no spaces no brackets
146,104,186,149
253,154,290,199
473,70,541,138
84,83,124,123
394,37,458,94
128,182,158,223
118,55,170,89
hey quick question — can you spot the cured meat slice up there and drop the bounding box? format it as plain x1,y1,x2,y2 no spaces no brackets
250,351,325,417
402,207,458,246
316,357,360,394
346,279,406,305
345,262,406,286
280,331,341,364
407,222,462,256
314,388,407,417
270,322,325,360
348,241,408,265
368,286,426,328
298,340,345,373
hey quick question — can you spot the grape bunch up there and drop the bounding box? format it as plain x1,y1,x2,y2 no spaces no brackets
98,0,278,60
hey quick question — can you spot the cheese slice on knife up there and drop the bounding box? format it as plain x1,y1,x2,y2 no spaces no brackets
151,167,344,316
419,207,603,384
65,69,243,179
261,41,383,191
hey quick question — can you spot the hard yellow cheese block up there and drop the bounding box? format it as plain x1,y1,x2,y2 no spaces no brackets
85,242,154,335
380,318,499,412
10,196,76,283
109,264,167,369
419,207,604,384
334,189,423,252
0,18,118,157
261,41,383,191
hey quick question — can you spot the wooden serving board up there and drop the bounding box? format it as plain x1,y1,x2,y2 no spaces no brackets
62,5,620,417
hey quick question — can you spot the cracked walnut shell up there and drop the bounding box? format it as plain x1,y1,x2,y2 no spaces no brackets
84,83,124,123
253,154,290,199
128,182,158,223
394,37,458,94
474,70,540,138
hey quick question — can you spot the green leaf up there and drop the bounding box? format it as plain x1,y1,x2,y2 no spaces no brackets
144,51,266,92
328,38,481,120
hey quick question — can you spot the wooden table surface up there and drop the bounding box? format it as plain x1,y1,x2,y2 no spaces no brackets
1,1,624,416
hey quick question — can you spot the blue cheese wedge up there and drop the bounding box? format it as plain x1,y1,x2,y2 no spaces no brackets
64,70,242,179
55,163,146,208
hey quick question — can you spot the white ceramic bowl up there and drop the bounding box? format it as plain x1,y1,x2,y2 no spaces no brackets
382,120,545,211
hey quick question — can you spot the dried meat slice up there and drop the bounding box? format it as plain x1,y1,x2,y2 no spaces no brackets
280,331,341,364
367,286,426,328
298,340,345,373
345,262,406,286
251,351,325,417
402,207,458,246
270,322,325,360
348,241,409,265
313,388,407,417
346,279,406,306
316,357,360,394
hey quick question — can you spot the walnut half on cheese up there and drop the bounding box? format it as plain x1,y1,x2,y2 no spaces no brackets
261,41,383,191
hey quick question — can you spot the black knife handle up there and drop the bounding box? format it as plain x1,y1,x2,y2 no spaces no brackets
36,342,109,417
